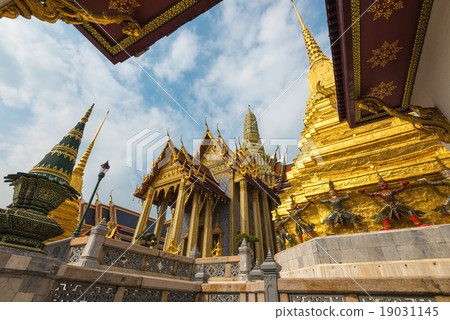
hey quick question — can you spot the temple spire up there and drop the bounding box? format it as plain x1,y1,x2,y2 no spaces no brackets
243,105,260,145
71,109,109,193
28,104,94,187
291,0,327,66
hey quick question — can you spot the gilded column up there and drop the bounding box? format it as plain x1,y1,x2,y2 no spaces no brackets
261,193,275,254
167,178,187,250
163,224,171,251
239,179,249,234
187,191,201,253
229,172,236,255
154,198,168,246
202,196,213,257
132,186,155,244
252,189,264,263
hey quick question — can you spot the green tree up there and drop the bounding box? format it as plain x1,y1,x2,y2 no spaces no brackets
235,233,259,247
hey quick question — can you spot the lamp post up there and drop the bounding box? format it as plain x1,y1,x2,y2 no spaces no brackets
72,161,110,238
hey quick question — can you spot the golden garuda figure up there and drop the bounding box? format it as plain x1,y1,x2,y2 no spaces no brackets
320,179,363,227
289,196,315,243
359,171,428,230
417,158,450,213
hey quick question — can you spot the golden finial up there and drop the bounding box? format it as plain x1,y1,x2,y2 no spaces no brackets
167,128,170,138
80,103,95,124
248,104,251,112
109,189,114,203
72,109,109,180
291,0,326,66
180,135,186,149
291,0,306,31
205,116,209,131
216,123,222,137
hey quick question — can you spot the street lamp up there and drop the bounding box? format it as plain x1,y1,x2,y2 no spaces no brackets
71,161,110,238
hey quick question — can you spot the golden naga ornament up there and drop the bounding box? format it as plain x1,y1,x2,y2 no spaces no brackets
357,97,450,144
0,0,142,36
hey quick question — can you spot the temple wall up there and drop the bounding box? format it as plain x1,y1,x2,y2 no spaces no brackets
1,229,449,302
275,224,450,279
217,202,230,256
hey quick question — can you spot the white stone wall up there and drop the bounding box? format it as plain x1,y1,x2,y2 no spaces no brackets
275,224,450,278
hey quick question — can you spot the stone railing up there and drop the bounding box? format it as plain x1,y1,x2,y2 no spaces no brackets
99,239,193,280
65,221,194,280
276,277,448,302
194,256,240,280
2,220,448,302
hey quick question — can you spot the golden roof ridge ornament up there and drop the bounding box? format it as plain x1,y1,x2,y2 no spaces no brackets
291,0,327,66
216,123,222,137
205,116,210,131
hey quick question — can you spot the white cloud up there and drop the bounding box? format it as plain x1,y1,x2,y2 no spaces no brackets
0,0,330,211
152,29,199,83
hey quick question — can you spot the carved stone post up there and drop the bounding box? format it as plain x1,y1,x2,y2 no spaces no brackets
260,250,281,302
194,264,210,283
188,244,201,281
238,238,252,282
74,218,109,268
249,260,263,281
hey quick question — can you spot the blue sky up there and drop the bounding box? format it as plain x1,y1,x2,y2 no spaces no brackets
0,0,330,214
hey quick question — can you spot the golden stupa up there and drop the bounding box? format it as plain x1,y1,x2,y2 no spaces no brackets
275,1,450,247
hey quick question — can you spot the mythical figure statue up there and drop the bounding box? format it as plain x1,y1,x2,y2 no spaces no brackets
417,158,450,213
274,210,293,251
359,171,427,230
289,196,315,243
320,179,363,227
106,220,121,239
211,238,223,257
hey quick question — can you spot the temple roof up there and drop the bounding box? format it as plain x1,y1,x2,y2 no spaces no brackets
74,0,223,64
134,137,230,201
324,0,434,127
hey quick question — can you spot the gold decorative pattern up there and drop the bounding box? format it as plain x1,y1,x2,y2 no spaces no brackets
351,0,361,98
367,40,403,68
0,0,142,36
82,0,199,57
109,0,140,15
369,81,398,100
368,0,403,21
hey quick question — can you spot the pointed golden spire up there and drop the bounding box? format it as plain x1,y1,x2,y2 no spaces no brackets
73,110,109,176
71,110,109,193
291,0,327,66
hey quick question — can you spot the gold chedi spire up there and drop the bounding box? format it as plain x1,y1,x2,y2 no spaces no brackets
71,109,109,193
291,0,334,96
275,2,450,246
291,0,327,66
